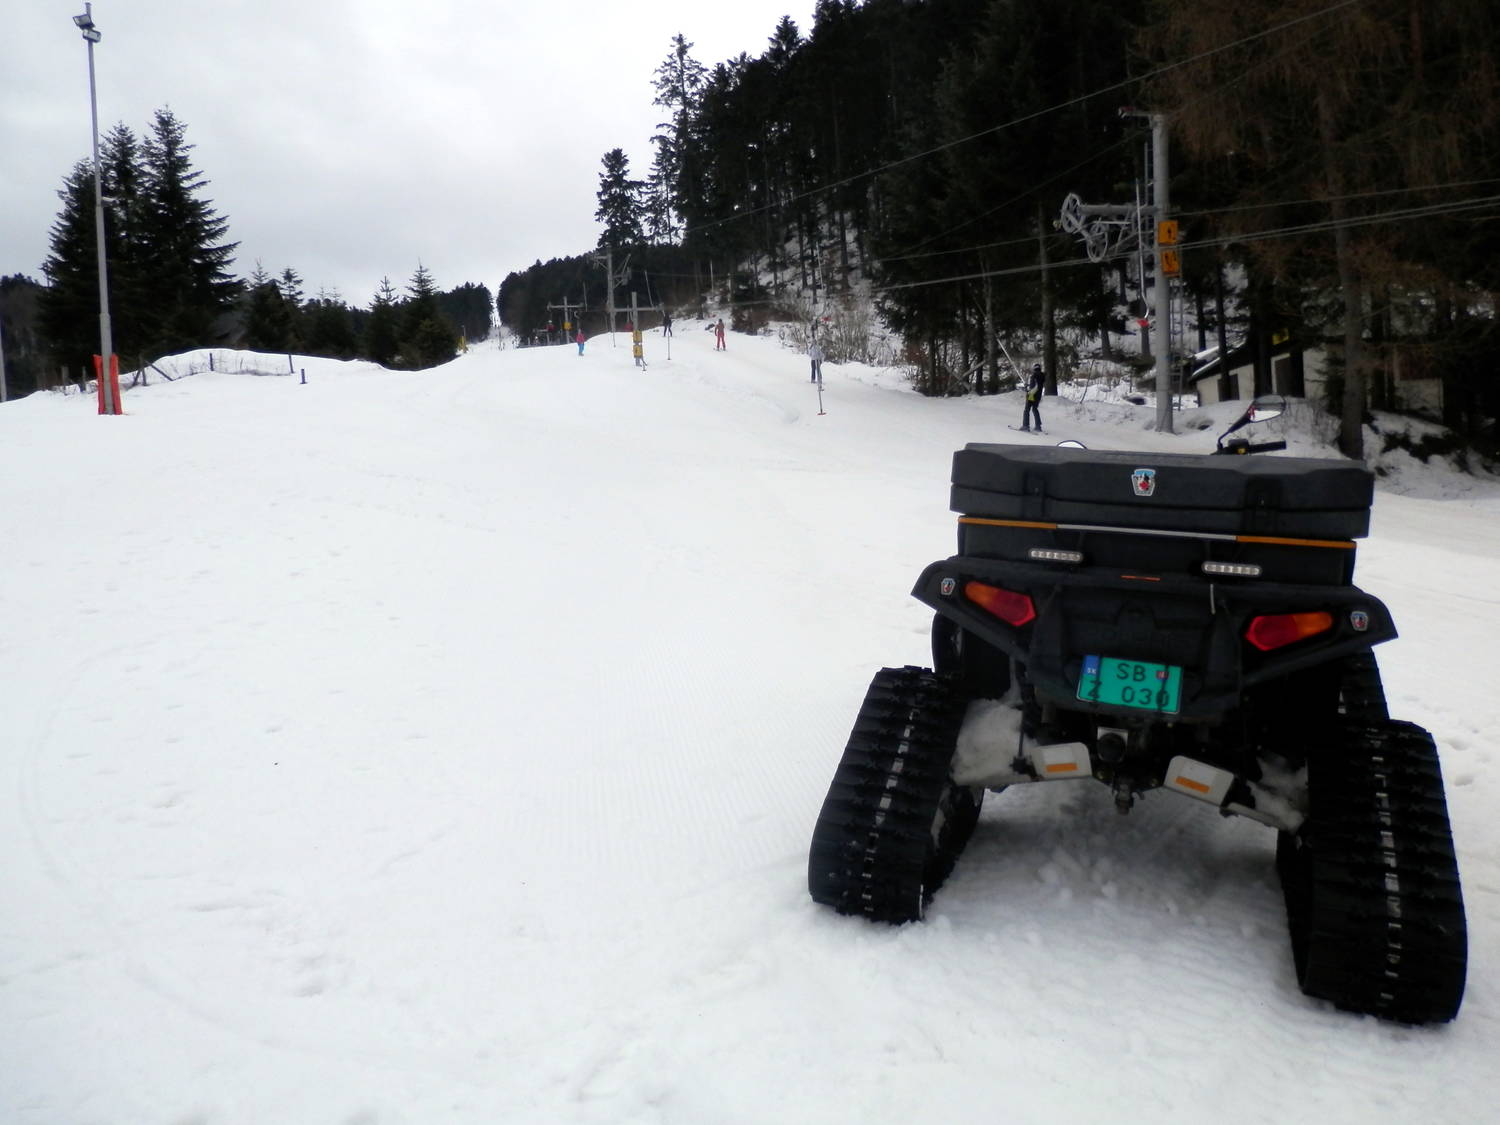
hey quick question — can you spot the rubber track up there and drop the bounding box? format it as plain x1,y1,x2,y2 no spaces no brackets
1338,651,1389,720
808,666,977,924
1278,718,1467,1023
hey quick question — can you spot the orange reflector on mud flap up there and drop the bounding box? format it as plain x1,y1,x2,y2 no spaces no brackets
1245,611,1334,652
965,581,1037,627
1027,742,1092,781
1165,756,1233,804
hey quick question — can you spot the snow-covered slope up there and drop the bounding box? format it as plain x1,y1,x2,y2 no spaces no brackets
2,327,1496,1123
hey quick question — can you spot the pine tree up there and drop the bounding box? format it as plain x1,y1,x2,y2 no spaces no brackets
364,277,401,367
37,161,101,379
240,261,294,352
398,264,457,370
277,266,306,349
643,140,680,245
303,289,358,359
98,123,153,363
138,107,239,352
595,148,646,250
651,34,709,229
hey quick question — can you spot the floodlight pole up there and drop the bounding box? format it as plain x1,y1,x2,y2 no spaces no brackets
76,4,117,414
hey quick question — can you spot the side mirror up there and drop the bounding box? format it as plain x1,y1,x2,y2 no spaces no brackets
1221,393,1286,443
1247,394,1285,423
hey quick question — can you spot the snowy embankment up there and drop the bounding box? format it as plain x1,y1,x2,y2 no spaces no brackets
1,326,1496,1123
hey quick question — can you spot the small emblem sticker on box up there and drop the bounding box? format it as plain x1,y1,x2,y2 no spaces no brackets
1131,468,1157,497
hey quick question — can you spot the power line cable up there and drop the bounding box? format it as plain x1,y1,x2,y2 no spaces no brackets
870,192,1500,295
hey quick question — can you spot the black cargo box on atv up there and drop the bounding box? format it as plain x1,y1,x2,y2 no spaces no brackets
951,443,1374,540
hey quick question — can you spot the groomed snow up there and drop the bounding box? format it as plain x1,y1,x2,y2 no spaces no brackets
2,325,1496,1123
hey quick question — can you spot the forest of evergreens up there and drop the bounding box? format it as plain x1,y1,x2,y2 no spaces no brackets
502,0,1499,458
1,108,489,399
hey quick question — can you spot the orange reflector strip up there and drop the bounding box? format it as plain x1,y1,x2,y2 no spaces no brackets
1236,534,1356,550
1174,776,1213,794
958,517,1059,530
1045,763,1080,774
1119,574,1162,582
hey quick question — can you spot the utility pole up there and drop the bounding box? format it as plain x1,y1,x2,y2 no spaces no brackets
1148,111,1175,434
1058,107,1177,433
1038,202,1055,393
589,248,632,343
548,294,585,340
0,310,8,402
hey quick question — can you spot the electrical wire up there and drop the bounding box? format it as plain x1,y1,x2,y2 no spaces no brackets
870,192,1500,296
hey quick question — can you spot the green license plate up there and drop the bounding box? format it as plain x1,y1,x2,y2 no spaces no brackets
1077,655,1182,714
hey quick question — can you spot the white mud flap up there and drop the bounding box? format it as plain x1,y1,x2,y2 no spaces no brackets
953,699,1092,786
1164,756,1233,805
1028,741,1092,781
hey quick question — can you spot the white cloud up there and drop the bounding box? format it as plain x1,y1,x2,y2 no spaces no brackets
2,0,815,302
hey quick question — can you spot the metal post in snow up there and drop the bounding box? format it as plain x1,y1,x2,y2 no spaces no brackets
74,3,117,414
1151,111,1174,434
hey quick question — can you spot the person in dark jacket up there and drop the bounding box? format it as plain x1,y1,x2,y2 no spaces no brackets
1021,362,1044,431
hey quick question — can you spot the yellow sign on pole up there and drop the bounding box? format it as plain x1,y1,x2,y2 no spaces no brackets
1157,220,1179,245
1160,249,1181,277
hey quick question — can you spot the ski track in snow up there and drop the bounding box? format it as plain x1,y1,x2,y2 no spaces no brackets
1,324,1496,1123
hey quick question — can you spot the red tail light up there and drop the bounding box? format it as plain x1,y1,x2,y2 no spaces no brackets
1245,611,1334,652
965,581,1036,627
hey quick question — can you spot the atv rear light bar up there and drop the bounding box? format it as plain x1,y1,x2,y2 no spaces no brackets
1245,611,1334,652
1202,561,1263,577
1028,547,1084,564
964,580,1037,627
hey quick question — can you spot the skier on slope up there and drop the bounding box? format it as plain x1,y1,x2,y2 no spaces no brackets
1020,362,1044,432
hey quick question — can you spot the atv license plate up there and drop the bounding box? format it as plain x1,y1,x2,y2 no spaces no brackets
1077,655,1182,714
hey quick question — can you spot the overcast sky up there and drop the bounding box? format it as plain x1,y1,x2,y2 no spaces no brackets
3,1,817,305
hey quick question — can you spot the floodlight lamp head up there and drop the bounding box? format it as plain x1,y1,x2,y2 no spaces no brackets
73,12,94,29
81,27,102,42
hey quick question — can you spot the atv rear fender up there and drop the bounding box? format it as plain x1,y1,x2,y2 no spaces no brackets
914,556,1396,722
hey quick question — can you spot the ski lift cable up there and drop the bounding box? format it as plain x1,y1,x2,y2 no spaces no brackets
873,193,1500,295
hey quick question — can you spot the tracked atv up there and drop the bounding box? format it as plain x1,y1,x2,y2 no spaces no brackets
808,397,1467,1024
